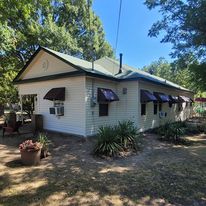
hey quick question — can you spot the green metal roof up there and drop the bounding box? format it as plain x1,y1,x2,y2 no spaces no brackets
98,57,191,92
15,47,193,93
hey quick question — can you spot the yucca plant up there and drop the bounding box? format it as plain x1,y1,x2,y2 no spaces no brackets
38,133,51,158
116,120,138,150
94,126,122,157
158,121,187,144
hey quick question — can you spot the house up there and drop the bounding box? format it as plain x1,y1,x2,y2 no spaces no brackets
14,47,194,137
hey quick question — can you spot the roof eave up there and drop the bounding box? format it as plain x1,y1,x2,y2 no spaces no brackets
13,71,85,85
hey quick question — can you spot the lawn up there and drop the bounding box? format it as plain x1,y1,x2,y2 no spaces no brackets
0,129,206,206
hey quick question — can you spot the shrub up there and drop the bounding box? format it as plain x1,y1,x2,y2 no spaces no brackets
197,124,206,133
185,125,200,135
94,121,140,157
157,121,187,144
115,120,138,150
94,126,122,157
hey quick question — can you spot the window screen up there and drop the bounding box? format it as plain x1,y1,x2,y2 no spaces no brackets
154,103,158,114
159,103,162,111
99,104,109,116
141,104,146,116
178,103,183,112
169,102,173,108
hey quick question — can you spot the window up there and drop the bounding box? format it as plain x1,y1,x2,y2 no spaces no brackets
141,103,146,115
159,103,162,112
99,103,109,116
178,103,183,112
154,103,158,115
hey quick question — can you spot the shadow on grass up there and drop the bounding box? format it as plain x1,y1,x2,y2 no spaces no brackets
0,133,206,205
5,159,23,168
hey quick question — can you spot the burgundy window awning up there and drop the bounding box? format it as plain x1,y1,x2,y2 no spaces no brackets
140,90,157,103
178,95,191,102
169,95,179,103
44,87,65,101
97,88,119,102
154,92,170,102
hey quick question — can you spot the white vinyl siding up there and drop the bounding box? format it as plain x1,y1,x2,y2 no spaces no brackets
18,76,86,136
138,81,193,131
17,77,193,137
85,77,139,136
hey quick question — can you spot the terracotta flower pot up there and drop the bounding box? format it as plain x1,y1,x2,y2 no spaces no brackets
40,149,48,159
20,149,41,166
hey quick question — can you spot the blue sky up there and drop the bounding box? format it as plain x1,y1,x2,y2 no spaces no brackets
93,0,173,69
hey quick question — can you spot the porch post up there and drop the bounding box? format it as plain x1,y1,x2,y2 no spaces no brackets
20,95,23,124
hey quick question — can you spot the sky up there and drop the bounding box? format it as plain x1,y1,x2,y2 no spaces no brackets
93,0,173,69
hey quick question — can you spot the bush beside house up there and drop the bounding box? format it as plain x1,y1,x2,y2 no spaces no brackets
155,120,206,145
94,120,142,157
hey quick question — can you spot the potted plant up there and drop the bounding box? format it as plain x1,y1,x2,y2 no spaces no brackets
38,133,51,158
19,140,42,166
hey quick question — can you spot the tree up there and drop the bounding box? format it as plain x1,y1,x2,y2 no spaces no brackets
0,67,18,106
0,0,113,107
144,0,206,60
188,63,206,92
0,0,113,69
143,58,174,81
143,58,195,91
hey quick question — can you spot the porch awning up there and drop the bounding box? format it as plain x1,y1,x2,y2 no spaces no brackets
97,88,119,102
169,95,179,103
154,92,170,102
43,87,65,101
179,95,190,102
140,90,157,103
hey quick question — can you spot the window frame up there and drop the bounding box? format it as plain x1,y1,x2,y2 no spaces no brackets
159,103,162,112
141,103,146,116
178,103,183,112
154,103,158,115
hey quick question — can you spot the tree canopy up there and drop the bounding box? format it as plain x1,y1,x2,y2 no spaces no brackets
144,0,206,93
144,0,206,61
143,58,196,92
0,0,114,105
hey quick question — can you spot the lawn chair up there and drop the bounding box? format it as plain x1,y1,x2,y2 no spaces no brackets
2,121,21,137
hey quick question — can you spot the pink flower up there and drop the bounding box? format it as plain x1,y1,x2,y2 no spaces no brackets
19,139,42,152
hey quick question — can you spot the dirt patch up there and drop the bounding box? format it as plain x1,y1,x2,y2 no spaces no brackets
0,131,206,206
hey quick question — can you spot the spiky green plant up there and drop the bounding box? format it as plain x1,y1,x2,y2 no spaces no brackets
115,120,138,150
38,133,51,151
94,126,122,157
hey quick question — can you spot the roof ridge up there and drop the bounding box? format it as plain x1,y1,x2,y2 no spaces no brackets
100,57,189,89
